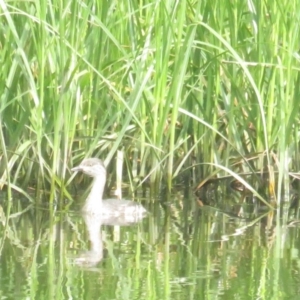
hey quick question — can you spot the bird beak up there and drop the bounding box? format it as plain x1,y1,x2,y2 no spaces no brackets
71,165,81,172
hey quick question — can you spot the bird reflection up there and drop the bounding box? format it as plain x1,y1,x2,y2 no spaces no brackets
74,213,103,268
74,212,146,268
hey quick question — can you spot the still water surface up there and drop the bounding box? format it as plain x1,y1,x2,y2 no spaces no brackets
0,188,300,299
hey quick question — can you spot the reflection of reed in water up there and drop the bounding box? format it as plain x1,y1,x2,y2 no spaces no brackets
72,158,147,218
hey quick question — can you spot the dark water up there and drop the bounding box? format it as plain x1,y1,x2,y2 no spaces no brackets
1,187,300,300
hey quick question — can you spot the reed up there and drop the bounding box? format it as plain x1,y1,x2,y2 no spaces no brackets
0,0,299,203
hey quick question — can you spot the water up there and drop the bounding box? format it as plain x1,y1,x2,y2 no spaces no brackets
1,187,300,299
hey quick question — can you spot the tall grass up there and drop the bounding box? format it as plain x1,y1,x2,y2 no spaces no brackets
0,0,300,203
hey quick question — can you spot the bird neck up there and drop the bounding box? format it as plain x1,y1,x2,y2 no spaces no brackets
83,175,106,213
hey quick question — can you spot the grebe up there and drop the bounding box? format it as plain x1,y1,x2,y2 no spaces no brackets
72,158,146,217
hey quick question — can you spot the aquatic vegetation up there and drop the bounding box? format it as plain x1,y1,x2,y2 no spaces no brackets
0,0,299,204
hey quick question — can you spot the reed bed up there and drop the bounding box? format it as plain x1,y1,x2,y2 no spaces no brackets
0,0,300,204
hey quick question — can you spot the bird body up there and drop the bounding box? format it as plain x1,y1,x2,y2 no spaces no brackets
72,158,146,217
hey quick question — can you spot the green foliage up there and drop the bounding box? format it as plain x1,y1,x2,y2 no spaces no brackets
0,0,300,200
